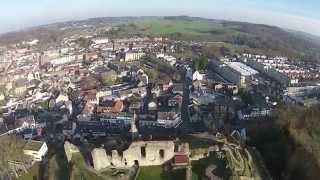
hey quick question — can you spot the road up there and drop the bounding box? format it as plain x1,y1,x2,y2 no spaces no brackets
179,68,193,134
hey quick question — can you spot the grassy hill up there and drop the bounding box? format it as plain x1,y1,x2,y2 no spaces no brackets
0,16,319,61
132,16,320,61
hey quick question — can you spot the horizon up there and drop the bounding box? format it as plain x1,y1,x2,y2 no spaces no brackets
1,15,320,38
1,0,320,36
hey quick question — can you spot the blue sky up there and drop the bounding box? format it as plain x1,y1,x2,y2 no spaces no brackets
1,0,320,35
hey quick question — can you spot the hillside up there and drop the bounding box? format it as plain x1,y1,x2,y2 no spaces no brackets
0,16,320,61
249,105,320,180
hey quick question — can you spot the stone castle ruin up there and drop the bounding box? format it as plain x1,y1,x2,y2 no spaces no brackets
92,141,175,171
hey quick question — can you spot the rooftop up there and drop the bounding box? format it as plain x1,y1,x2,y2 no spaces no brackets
226,62,258,76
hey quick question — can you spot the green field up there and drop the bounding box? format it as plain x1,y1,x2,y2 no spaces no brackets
70,153,105,180
18,163,40,180
136,19,225,36
137,166,198,180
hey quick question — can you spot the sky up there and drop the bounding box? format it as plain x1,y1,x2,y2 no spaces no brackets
1,0,320,35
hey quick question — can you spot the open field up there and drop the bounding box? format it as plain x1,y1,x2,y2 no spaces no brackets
136,19,227,36
70,153,105,180
137,166,197,180
18,163,40,180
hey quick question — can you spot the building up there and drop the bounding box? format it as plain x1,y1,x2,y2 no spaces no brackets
245,58,298,87
96,88,112,103
157,111,182,128
97,100,124,113
157,54,177,66
210,60,258,87
14,78,28,96
92,38,109,45
50,55,82,66
23,140,48,162
283,86,320,107
84,52,99,61
123,52,145,62
237,107,272,121
92,141,175,170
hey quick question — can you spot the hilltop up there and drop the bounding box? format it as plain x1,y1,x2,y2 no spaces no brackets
0,16,319,61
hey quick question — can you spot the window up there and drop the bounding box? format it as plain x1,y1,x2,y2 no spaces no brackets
159,149,165,159
141,146,146,158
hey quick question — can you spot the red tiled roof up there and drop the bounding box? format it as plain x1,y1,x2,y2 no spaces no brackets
174,155,189,165
96,100,124,113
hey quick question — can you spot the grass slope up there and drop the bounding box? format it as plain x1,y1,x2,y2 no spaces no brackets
138,166,196,180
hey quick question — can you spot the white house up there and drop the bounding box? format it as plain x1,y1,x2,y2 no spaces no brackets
92,38,109,45
193,71,204,81
55,94,69,105
23,140,48,162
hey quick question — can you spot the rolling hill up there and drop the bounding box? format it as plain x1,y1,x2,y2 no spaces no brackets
0,16,319,61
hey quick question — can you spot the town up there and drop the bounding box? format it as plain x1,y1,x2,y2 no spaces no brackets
0,18,320,180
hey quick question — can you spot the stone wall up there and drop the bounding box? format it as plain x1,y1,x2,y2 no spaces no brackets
64,141,80,162
92,141,175,171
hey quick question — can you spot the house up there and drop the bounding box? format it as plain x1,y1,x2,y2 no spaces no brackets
163,56,177,66
82,90,98,105
159,79,173,93
92,38,109,45
139,114,158,127
157,111,182,128
237,107,272,121
96,88,112,104
96,100,124,113
137,69,149,86
14,78,28,96
192,71,205,89
23,140,48,162
157,54,177,66
122,52,145,62
84,52,99,61
55,94,69,106
168,94,183,107
172,83,184,95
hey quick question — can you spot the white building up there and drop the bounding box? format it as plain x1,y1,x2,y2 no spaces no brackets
210,60,258,87
123,52,145,62
50,55,82,66
26,39,39,46
157,54,177,66
23,140,48,162
92,38,109,45
193,71,204,81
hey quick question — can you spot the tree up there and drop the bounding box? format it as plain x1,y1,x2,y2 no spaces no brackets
193,56,209,71
220,46,231,56
77,37,92,48
144,69,159,82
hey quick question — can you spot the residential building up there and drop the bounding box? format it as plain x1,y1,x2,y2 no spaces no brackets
123,52,145,62
209,60,258,87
